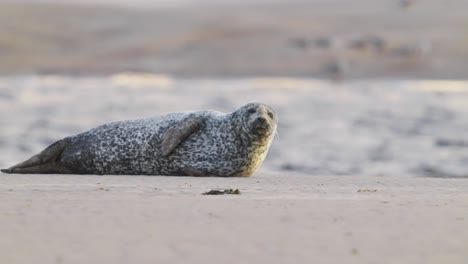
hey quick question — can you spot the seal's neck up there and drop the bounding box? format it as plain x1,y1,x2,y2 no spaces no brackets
225,111,253,143
240,136,274,177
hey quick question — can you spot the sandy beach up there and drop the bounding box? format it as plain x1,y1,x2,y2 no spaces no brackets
1,173,467,264
1,1,468,263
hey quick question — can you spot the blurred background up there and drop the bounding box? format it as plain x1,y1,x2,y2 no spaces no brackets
2,0,468,78
1,0,468,177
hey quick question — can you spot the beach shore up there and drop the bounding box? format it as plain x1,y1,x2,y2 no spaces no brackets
1,173,467,264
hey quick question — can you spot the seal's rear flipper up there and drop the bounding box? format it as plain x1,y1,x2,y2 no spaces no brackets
2,139,67,174
1,162,69,174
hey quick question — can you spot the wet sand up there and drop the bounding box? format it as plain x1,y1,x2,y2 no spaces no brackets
1,173,467,264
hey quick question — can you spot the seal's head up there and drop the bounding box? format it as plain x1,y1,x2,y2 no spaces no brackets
235,102,278,140
230,102,278,177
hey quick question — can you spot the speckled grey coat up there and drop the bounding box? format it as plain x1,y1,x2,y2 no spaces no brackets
2,102,277,176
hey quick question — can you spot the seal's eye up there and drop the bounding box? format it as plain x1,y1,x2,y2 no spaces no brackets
247,108,256,114
267,112,274,119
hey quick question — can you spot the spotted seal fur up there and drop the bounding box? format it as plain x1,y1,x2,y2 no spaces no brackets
1,102,277,177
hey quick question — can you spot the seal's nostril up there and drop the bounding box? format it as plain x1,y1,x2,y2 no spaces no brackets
257,117,266,123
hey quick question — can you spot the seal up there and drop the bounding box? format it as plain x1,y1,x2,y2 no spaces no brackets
1,102,277,177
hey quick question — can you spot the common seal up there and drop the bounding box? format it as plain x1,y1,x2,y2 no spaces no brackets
1,102,277,177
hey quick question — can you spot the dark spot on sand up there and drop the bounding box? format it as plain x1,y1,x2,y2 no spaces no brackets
351,248,359,255
289,37,310,50
416,165,468,178
435,138,468,148
280,163,305,171
357,189,378,192
203,189,241,195
314,37,332,48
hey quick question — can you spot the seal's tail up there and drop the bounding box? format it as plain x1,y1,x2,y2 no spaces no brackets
1,140,67,174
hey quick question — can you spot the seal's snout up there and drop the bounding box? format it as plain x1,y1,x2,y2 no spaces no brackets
253,117,267,127
256,117,267,124
252,115,271,134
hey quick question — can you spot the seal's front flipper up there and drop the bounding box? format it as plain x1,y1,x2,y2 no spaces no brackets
161,116,203,156
1,140,66,174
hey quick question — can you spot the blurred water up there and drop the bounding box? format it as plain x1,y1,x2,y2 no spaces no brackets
1,74,467,177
